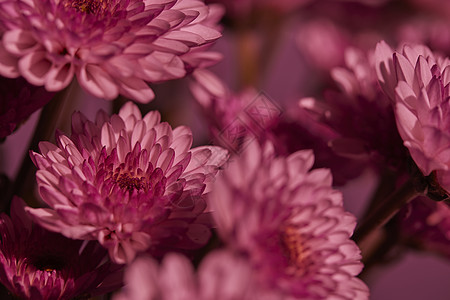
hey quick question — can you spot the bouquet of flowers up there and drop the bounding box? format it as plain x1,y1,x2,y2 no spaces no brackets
0,0,449,299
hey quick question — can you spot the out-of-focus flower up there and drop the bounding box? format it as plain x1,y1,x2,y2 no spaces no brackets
0,0,222,103
407,0,450,18
295,47,408,184
190,70,281,153
206,0,312,17
399,197,450,259
0,197,121,300
191,70,366,185
308,47,407,167
0,76,54,139
114,250,279,300
296,19,350,71
396,18,450,56
375,41,450,193
26,102,228,264
211,141,369,299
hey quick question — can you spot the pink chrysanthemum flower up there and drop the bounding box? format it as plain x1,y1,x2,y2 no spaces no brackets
26,102,228,264
0,0,222,103
211,141,369,299
0,76,54,139
190,70,281,153
375,41,450,193
0,197,122,299
191,70,366,185
114,251,279,300
298,47,408,173
399,197,450,259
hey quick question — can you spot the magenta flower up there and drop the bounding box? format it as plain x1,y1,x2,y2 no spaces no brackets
211,141,369,299
0,76,54,139
26,102,228,264
399,197,450,259
114,251,277,300
302,47,407,167
190,70,281,153
0,197,122,300
375,41,450,193
0,0,222,103
289,47,408,185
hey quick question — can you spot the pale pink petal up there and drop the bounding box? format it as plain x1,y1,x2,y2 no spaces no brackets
18,51,52,86
78,64,119,100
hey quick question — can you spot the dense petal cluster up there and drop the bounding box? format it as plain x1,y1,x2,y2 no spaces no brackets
0,0,222,102
0,197,121,300
375,41,450,192
211,141,369,299
26,102,228,264
114,251,279,300
0,76,54,139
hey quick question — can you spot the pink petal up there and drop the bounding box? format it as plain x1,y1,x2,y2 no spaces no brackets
18,51,52,86
45,62,74,91
118,76,155,103
78,64,119,100
0,43,19,77
3,29,39,56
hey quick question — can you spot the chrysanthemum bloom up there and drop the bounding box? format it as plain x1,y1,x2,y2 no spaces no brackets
211,141,369,299
0,197,122,299
114,250,279,300
0,0,222,103
375,41,450,193
26,102,228,264
307,47,407,166
293,47,408,184
191,70,365,185
0,76,54,139
190,70,281,153
398,197,450,259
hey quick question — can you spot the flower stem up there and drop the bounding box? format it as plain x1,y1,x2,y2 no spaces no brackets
237,29,261,88
8,81,76,208
353,177,425,244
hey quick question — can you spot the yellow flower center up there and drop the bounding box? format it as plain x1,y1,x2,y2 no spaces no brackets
65,0,109,14
280,225,305,267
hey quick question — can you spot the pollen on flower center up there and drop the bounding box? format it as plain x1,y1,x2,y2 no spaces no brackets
64,0,109,14
30,255,66,272
116,173,148,192
280,226,305,267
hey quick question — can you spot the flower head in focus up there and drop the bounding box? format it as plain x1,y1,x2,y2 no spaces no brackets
26,102,228,264
114,250,278,300
211,140,369,299
0,197,121,299
375,41,450,194
0,76,54,139
0,0,222,102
